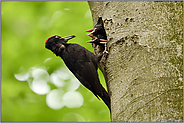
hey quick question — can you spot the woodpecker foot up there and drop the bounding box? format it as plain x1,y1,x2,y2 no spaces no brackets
103,42,108,54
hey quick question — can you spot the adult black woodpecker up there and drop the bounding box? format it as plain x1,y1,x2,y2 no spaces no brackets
45,35,111,111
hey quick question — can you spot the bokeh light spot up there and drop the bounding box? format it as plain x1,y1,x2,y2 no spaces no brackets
51,10,63,23
50,72,66,87
14,72,30,81
32,68,49,81
30,79,50,95
65,78,80,91
63,91,84,108
46,89,65,110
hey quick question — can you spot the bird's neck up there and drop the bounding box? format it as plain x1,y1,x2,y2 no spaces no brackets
53,43,69,56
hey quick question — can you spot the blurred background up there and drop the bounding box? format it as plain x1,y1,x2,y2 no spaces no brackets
1,1,110,122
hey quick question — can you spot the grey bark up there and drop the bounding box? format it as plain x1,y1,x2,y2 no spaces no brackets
88,1,183,122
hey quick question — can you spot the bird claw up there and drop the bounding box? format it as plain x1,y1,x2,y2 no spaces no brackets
103,50,109,54
103,42,108,54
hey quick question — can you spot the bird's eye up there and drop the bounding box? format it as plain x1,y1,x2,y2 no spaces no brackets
55,36,59,38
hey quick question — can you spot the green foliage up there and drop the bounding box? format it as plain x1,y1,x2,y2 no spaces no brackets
1,1,110,122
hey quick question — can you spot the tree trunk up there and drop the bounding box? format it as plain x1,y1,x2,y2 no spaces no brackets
88,1,183,122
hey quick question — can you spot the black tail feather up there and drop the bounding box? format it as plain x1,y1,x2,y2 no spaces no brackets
100,87,111,111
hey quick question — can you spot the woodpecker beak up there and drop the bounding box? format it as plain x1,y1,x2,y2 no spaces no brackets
62,35,76,42
85,28,95,32
85,28,97,40
86,39,107,44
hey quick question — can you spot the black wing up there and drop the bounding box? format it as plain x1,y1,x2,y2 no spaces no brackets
61,44,103,97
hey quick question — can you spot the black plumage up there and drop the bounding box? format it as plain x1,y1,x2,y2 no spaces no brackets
45,35,110,111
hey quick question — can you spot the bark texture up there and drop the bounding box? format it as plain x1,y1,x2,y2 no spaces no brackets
88,1,183,122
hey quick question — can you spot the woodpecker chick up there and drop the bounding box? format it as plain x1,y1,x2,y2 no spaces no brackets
86,17,108,53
